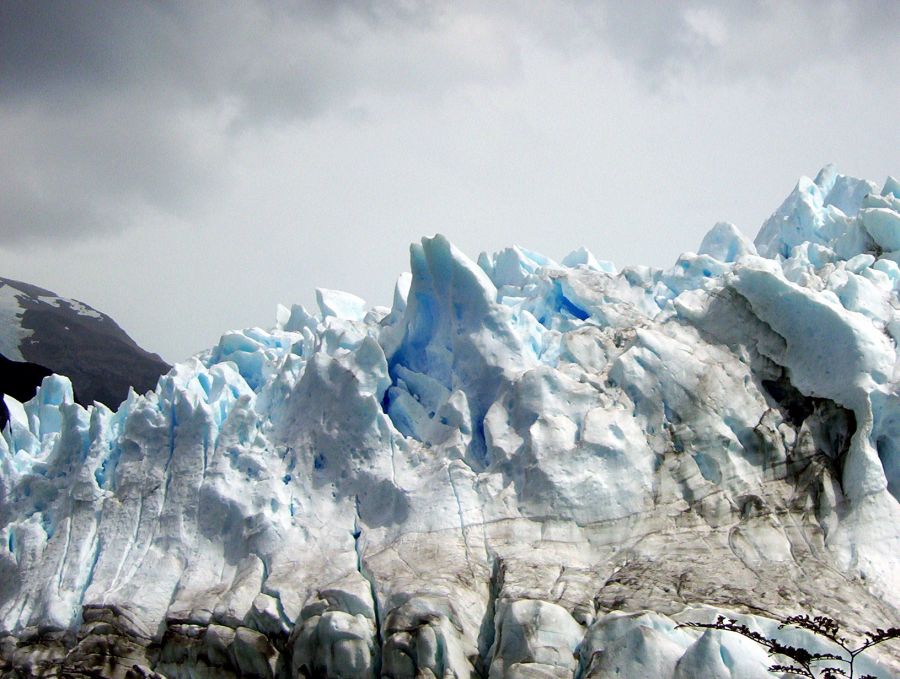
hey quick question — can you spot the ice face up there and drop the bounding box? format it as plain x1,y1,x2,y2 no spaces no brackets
1,167,899,678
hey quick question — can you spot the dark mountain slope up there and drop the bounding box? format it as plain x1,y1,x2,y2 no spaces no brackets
0,277,170,415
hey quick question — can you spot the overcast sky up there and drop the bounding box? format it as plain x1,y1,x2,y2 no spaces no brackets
1,1,898,362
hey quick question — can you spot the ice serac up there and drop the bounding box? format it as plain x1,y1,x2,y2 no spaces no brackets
383,235,538,466
2,167,900,678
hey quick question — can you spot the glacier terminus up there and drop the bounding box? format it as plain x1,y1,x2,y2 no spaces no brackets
1,166,899,678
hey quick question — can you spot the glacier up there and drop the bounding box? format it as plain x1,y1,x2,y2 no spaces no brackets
1,166,899,678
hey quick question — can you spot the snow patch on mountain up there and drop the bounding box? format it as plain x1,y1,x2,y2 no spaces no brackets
0,284,32,362
35,295,103,320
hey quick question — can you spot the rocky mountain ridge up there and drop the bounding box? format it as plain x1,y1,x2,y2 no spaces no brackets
0,276,170,429
0,277,171,408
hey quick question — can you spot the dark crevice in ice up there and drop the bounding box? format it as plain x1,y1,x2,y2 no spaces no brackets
353,495,383,677
761,373,818,427
476,555,504,678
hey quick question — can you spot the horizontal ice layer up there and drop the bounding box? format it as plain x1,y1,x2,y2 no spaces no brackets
1,166,899,678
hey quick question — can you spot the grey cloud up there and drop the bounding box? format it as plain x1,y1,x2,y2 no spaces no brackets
582,1,900,86
506,1,898,89
0,93,223,244
1,0,897,245
0,2,186,101
4,0,896,114
2,1,520,119
0,1,522,244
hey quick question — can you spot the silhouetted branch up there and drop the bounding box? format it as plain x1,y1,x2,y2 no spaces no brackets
677,614,898,679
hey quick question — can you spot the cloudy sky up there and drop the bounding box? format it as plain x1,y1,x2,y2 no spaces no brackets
2,1,898,362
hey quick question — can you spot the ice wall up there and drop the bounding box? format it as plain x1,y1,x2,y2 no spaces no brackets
1,167,899,678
